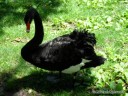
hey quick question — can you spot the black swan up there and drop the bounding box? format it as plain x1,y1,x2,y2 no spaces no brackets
21,8,105,79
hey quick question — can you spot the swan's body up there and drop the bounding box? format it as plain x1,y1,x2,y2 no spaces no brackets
21,8,105,75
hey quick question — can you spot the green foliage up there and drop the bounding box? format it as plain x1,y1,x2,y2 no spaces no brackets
0,0,128,96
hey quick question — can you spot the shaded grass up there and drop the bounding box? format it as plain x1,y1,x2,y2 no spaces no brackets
4,71,90,96
0,0,128,96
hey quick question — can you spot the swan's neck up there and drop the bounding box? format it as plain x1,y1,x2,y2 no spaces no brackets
33,13,44,45
21,12,44,61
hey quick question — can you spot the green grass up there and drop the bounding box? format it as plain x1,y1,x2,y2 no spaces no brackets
0,0,128,96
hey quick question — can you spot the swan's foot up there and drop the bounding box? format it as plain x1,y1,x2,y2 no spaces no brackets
46,71,62,83
73,72,88,87
46,75,60,83
73,79,88,88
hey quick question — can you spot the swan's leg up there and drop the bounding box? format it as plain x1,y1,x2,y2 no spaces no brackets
59,71,62,78
72,72,77,88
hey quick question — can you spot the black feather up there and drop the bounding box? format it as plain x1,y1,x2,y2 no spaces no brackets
21,7,105,73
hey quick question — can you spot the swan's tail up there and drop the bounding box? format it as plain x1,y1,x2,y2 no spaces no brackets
81,56,106,69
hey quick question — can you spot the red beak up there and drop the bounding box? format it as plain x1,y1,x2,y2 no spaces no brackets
26,22,30,32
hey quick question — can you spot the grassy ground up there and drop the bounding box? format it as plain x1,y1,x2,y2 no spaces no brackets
0,0,128,96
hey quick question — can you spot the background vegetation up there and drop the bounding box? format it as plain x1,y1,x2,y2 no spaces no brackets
0,0,128,96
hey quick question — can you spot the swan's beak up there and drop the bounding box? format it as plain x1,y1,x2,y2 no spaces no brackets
26,22,30,33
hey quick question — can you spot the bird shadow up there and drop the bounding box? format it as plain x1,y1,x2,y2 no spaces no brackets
1,58,95,96
4,71,95,96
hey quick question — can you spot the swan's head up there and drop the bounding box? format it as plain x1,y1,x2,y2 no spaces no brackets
24,7,36,32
